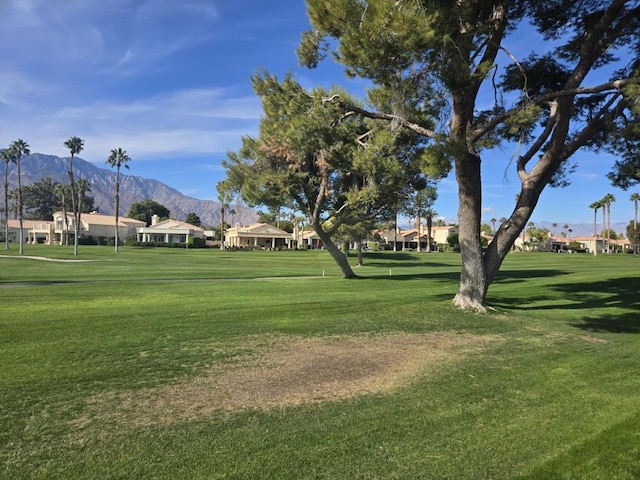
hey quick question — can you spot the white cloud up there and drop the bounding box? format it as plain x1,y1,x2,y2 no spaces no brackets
0,87,261,161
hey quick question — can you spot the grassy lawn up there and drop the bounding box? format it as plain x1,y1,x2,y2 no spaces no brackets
1,246,639,479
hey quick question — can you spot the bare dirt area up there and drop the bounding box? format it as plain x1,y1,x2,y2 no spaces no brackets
78,332,498,428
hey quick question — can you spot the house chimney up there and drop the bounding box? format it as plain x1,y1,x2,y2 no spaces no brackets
151,214,159,226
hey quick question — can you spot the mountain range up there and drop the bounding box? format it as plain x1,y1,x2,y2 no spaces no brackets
4,153,256,227
4,153,629,237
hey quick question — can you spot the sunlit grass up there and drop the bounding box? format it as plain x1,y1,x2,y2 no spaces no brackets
1,247,639,479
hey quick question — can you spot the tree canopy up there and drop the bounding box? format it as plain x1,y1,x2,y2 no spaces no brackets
222,71,441,277
299,0,640,309
184,212,202,227
19,177,90,220
127,199,170,226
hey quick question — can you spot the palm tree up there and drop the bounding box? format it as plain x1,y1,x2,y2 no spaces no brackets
602,193,616,253
106,148,131,252
74,178,92,244
490,217,497,234
551,223,558,236
600,200,607,251
217,183,232,250
425,207,438,252
54,183,71,245
10,140,30,255
589,200,601,255
631,193,640,254
64,136,84,255
2,147,17,250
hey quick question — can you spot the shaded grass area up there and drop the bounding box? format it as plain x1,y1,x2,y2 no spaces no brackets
1,247,639,479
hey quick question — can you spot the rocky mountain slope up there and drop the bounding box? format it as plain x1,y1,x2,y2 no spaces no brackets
5,153,256,227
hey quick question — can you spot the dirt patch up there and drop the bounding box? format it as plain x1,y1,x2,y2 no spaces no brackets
79,332,497,427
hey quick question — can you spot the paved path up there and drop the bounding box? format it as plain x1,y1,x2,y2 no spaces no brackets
0,255,98,262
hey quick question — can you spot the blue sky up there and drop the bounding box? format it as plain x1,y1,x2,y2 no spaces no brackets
1,0,637,229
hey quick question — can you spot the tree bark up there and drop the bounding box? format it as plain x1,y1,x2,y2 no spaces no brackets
452,150,485,311
313,221,356,278
17,156,24,255
68,155,78,256
4,162,9,250
114,176,120,252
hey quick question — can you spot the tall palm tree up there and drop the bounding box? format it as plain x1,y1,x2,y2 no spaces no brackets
425,207,438,252
600,199,607,251
54,183,70,245
631,193,640,254
10,140,30,255
631,193,640,230
64,136,84,255
490,217,497,235
589,200,601,255
602,193,616,253
106,148,131,252
2,147,17,250
74,178,92,243
551,223,558,236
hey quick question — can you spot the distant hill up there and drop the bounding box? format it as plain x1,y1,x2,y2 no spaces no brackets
4,153,256,227
534,220,630,238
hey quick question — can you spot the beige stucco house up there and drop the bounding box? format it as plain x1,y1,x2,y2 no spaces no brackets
376,225,458,250
136,217,205,244
6,219,54,244
56,212,146,243
224,223,292,249
6,213,145,245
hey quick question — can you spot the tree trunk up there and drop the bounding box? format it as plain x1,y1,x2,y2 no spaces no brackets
313,223,356,278
114,176,120,253
607,204,611,254
4,163,9,250
60,190,69,245
601,208,606,253
17,156,24,255
68,155,78,256
356,240,364,267
77,188,84,253
393,214,398,252
634,201,638,254
452,151,485,310
426,216,433,252
593,209,598,256
220,205,225,250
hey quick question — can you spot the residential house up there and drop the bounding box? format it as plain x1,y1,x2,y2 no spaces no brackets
136,216,205,244
570,235,631,253
5,213,145,245
6,219,55,245
376,225,458,251
53,211,146,244
224,223,292,249
432,225,458,246
296,228,323,249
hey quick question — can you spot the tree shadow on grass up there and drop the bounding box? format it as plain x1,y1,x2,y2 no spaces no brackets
571,312,640,334
362,256,455,270
492,274,640,334
493,269,571,284
561,276,640,333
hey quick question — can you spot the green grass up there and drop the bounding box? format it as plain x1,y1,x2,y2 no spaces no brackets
1,246,639,479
